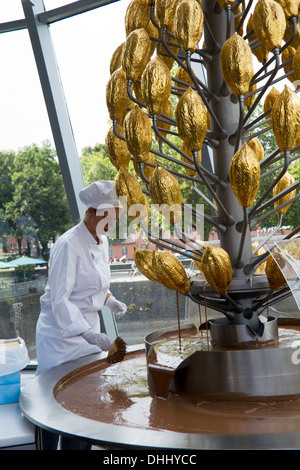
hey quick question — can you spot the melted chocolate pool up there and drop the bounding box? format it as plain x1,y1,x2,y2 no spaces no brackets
54,325,300,436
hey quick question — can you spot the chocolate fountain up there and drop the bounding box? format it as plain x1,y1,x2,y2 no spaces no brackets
108,0,300,400
20,0,300,449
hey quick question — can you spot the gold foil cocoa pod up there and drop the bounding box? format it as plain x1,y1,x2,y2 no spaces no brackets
201,245,232,294
180,140,200,176
285,22,300,50
273,172,296,215
271,85,300,151
155,99,173,142
175,66,194,90
134,247,160,282
115,168,149,224
229,142,260,207
263,86,280,113
274,0,300,18
141,56,172,115
293,45,300,81
252,241,266,273
106,67,132,123
125,0,151,36
265,251,287,290
145,12,160,56
155,0,181,29
252,0,286,52
248,138,265,162
133,81,144,102
214,0,236,7
282,46,296,84
122,28,152,82
149,165,183,224
246,14,269,64
110,43,124,75
152,250,191,295
133,152,156,180
175,87,207,151
193,243,208,272
105,125,131,171
123,105,153,162
281,239,300,259
156,45,177,71
234,3,243,36
244,82,257,107
220,33,254,97
156,24,179,70
173,0,204,53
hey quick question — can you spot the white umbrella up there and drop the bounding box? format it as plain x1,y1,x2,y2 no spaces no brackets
5,256,47,267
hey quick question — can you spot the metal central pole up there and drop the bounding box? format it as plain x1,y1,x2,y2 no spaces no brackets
202,1,252,273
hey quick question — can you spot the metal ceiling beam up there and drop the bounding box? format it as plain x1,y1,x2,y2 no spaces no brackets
0,19,27,34
38,0,120,24
22,0,87,223
0,0,120,33
2,0,120,223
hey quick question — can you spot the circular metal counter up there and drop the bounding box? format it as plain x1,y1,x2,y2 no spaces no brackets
20,345,300,450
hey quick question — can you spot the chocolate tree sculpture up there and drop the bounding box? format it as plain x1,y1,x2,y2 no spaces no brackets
106,0,300,346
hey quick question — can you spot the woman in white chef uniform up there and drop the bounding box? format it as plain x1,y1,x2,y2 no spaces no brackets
36,180,127,449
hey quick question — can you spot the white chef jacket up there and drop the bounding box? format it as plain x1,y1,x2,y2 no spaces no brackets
36,220,111,375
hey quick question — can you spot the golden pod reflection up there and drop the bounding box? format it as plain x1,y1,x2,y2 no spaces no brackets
220,32,254,97
175,87,208,151
266,251,287,291
252,241,267,273
141,56,172,116
173,0,204,54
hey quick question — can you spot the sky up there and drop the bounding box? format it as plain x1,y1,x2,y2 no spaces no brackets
0,0,291,156
0,0,132,154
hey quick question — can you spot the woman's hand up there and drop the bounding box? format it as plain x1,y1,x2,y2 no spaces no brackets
105,295,127,319
81,330,111,351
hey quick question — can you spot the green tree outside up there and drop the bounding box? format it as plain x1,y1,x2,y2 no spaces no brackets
1,141,71,259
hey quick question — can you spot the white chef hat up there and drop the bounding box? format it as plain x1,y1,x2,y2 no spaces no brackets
79,180,122,210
